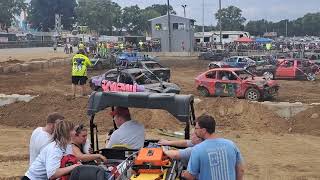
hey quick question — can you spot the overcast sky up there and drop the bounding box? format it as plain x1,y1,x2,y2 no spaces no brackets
112,0,320,25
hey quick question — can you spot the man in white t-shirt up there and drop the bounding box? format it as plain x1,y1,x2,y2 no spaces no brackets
106,107,145,149
29,112,65,165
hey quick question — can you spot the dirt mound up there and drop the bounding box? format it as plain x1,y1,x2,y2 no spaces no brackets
195,97,289,133
291,106,320,136
0,91,290,135
0,92,182,132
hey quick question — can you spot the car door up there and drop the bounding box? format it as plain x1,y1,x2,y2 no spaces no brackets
214,70,241,97
199,70,217,95
275,60,295,78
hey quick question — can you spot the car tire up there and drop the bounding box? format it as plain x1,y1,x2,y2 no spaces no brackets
198,87,210,97
263,71,274,80
306,73,316,81
245,88,260,101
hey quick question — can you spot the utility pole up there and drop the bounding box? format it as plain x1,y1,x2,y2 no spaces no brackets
167,0,172,52
182,5,187,17
219,0,222,45
202,0,205,43
285,19,288,37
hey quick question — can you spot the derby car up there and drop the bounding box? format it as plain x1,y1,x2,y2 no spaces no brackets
120,61,171,82
66,92,196,180
89,68,180,94
208,56,256,70
195,68,279,101
273,59,320,81
198,49,229,61
248,55,277,66
89,54,116,70
116,52,158,64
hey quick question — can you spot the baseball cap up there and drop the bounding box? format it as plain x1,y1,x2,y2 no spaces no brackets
110,107,130,116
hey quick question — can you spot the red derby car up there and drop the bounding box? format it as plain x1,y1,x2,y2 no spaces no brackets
195,68,279,101
275,59,319,81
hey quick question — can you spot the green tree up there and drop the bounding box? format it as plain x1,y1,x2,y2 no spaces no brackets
28,0,76,31
121,5,142,35
245,19,270,36
76,0,121,35
244,13,320,37
215,6,246,31
0,0,26,32
145,4,176,16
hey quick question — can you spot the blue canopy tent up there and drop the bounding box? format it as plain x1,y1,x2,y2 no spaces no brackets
255,37,273,43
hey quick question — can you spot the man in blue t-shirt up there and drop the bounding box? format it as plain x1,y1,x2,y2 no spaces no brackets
182,114,245,180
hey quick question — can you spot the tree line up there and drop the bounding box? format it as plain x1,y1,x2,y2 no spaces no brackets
0,0,319,37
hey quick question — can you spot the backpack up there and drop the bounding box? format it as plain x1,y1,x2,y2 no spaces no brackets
60,154,78,180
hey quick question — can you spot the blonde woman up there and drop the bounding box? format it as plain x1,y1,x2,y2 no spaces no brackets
23,120,80,180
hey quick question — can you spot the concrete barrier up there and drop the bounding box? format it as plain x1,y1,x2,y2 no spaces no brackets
253,101,319,119
2,64,21,73
27,61,42,70
9,64,21,73
52,59,64,67
20,63,30,72
0,58,69,74
42,61,49,69
48,61,54,68
63,59,71,65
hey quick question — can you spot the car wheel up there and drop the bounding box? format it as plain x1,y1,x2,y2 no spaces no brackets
306,73,316,81
263,71,274,80
245,88,260,101
198,87,210,97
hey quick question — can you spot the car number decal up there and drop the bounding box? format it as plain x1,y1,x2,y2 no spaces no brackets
215,82,239,97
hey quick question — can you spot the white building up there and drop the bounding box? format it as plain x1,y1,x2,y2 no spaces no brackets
194,31,250,44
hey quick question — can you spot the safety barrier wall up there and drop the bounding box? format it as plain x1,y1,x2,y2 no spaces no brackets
0,41,54,49
0,59,70,74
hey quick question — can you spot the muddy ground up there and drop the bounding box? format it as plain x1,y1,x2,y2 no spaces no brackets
0,52,319,179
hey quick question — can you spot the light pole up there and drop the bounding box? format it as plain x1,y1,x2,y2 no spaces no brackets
285,19,288,37
182,5,187,17
167,0,172,52
202,0,205,43
219,0,222,45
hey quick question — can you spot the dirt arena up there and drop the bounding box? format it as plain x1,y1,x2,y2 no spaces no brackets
0,48,319,179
